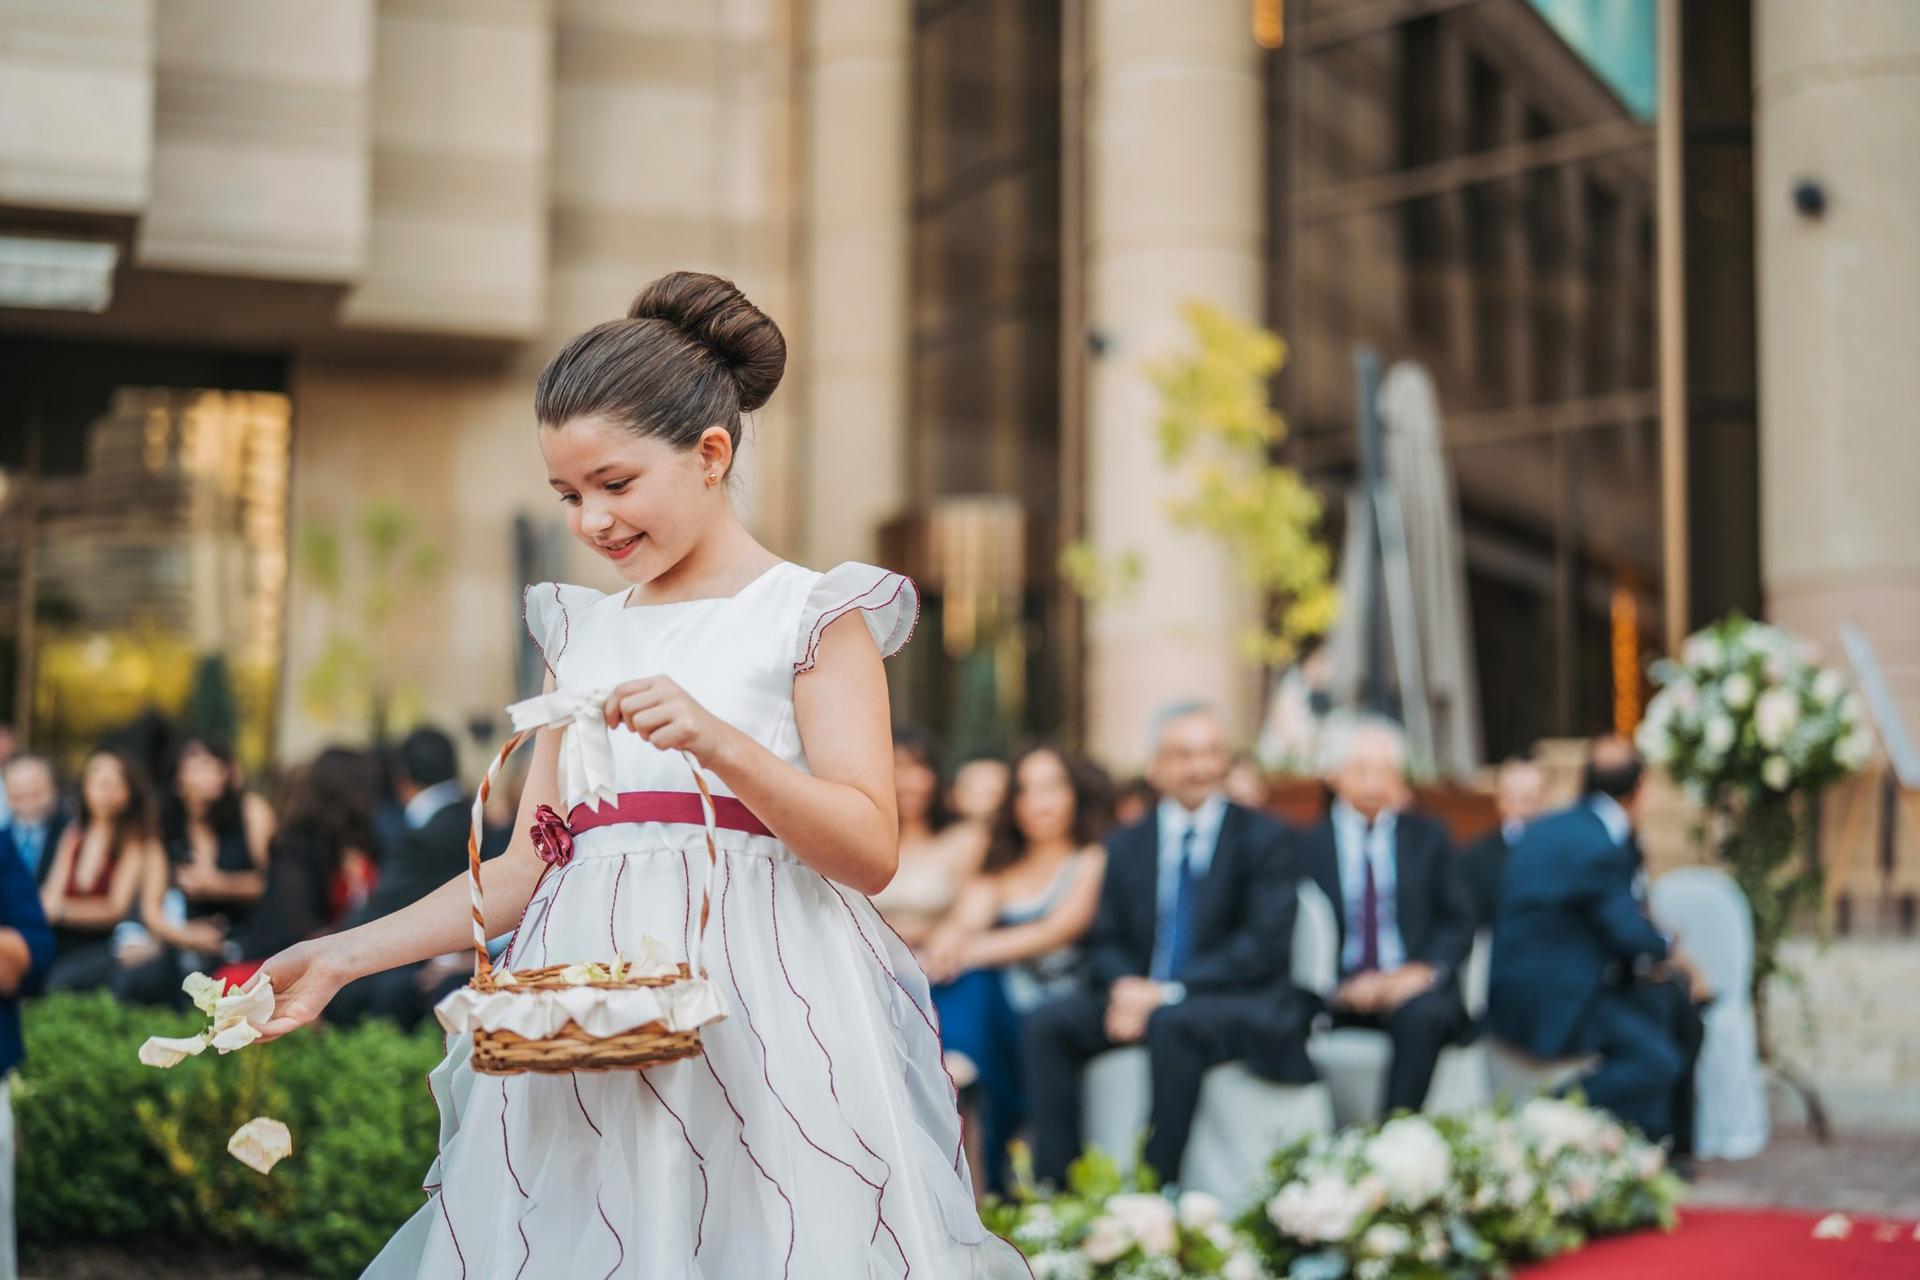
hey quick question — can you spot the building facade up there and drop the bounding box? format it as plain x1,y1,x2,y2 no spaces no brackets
1,0,1915,787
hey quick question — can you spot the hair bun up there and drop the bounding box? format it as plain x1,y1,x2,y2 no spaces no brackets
627,271,786,412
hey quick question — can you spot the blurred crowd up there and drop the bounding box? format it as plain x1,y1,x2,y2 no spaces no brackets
0,701,1710,1200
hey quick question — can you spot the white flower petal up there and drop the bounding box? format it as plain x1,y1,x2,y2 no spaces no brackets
139,1033,210,1069
227,1117,293,1175
211,1018,262,1053
213,971,275,1033
182,972,223,1017
1812,1213,1852,1240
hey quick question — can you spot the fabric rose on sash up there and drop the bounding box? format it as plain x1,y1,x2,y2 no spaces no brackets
530,804,575,867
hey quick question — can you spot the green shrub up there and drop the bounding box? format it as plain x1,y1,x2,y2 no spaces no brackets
16,993,445,1278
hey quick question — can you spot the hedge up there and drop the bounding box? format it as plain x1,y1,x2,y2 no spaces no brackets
15,993,444,1278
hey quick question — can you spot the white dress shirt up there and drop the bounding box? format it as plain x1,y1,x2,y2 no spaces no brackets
1333,799,1405,973
1589,793,1632,848
403,778,465,830
1151,793,1228,999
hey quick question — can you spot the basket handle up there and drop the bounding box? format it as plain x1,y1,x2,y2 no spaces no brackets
469,691,731,983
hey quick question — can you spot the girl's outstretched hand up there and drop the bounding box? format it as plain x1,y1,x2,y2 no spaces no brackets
256,939,354,1041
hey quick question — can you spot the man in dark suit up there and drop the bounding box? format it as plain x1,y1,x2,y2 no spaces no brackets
1,755,68,887
1022,703,1309,1187
1489,736,1689,1143
330,727,470,1026
1457,756,1548,929
1298,716,1476,1114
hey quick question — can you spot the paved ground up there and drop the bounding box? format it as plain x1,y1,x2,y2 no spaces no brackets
1688,1130,1920,1220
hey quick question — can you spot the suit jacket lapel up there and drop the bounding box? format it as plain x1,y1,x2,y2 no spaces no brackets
1393,821,1420,957
1187,803,1242,941
1124,819,1162,959
1307,821,1345,953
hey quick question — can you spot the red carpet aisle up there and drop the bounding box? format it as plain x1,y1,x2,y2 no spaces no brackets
1521,1208,1920,1278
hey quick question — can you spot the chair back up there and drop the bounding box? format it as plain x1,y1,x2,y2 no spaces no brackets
1292,878,1341,999
1648,866,1753,1005
1461,929,1492,1019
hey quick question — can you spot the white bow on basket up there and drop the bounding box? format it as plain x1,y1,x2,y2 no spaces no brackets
435,685,729,1075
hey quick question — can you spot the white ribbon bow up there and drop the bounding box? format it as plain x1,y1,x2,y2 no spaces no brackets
507,686,619,814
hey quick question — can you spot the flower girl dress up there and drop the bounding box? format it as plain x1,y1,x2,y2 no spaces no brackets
364,561,1029,1278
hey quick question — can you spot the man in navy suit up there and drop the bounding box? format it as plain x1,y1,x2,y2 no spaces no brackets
1022,703,1310,1187
1489,736,1687,1142
1,756,67,888
1297,716,1477,1114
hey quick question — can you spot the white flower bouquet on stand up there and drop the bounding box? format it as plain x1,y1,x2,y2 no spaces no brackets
1635,614,1872,1045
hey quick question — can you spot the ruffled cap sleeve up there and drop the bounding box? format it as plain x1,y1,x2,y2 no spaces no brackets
522,582,610,678
793,562,920,674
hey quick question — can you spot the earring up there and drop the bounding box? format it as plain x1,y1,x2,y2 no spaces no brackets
707,472,719,486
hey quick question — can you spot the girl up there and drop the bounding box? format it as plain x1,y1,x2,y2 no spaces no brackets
40,750,157,993
920,744,1109,1192
259,272,1027,1278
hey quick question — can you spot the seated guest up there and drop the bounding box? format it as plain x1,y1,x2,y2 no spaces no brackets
1458,756,1549,928
329,727,468,1027
120,736,276,1004
948,753,1011,828
40,750,157,992
1022,703,1307,1188
874,727,988,953
1,755,68,886
922,744,1107,1192
1111,776,1158,830
0,824,53,1278
232,749,381,968
1298,715,1476,1114
1489,736,1689,1144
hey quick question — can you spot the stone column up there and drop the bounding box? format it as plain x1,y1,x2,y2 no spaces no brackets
798,0,910,567
1755,0,1920,729
1082,0,1264,768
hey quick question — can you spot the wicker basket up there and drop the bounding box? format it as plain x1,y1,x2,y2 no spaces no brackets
450,710,723,1076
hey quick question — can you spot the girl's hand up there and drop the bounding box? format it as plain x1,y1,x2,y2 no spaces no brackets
256,938,355,1041
604,677,737,770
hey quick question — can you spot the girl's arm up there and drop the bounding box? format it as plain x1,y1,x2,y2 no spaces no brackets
258,679,567,1039
59,841,150,929
611,613,900,895
962,850,1106,970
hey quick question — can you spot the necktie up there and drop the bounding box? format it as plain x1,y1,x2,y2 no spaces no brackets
1156,824,1200,982
16,825,40,876
1358,827,1381,974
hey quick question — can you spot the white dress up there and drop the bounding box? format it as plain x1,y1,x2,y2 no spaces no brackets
365,561,1029,1279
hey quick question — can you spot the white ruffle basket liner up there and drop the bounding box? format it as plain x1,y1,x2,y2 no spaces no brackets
435,976,728,1040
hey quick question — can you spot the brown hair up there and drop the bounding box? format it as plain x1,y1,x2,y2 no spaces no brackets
983,744,1112,874
77,748,158,864
534,271,787,463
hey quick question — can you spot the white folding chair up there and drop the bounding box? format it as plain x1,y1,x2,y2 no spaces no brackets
1082,880,1336,1208
1649,866,1768,1159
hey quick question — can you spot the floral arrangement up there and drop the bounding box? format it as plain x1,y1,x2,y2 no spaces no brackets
987,1100,1681,1279
1634,614,1874,1039
1635,615,1871,801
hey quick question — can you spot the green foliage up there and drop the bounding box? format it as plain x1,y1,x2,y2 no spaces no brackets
183,653,241,746
1063,302,1337,667
297,499,446,741
17,993,444,1278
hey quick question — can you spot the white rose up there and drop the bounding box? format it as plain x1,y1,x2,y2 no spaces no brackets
1634,1145,1668,1180
1108,1193,1177,1257
1520,1097,1607,1157
1505,1173,1537,1208
1755,689,1800,749
1672,681,1701,713
1703,715,1736,756
1813,669,1845,706
1836,729,1873,771
1722,672,1755,711
1361,1223,1412,1259
1222,1252,1264,1280
1684,634,1723,672
1364,1117,1452,1209
1177,1189,1223,1231
1082,1215,1132,1264
1267,1174,1374,1243
1568,1173,1599,1205
1030,1251,1091,1280
1762,755,1792,791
